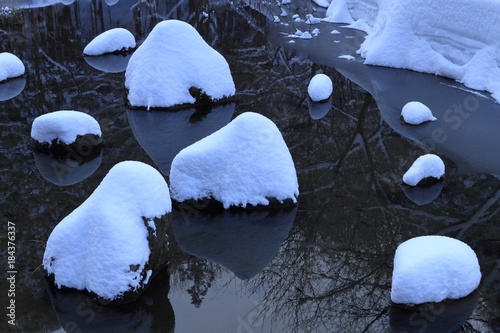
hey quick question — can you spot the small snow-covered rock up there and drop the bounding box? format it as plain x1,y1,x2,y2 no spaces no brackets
305,14,321,25
0,52,25,82
308,73,333,102
170,112,299,209
391,235,481,304
83,28,135,56
43,161,172,304
125,20,235,110
31,110,102,146
401,101,437,125
402,154,445,186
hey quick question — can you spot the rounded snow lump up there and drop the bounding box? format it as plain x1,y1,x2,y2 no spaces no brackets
391,235,481,304
43,161,172,303
31,110,102,145
0,52,25,82
308,73,333,102
401,101,436,125
83,28,136,56
402,154,444,186
125,19,235,109
169,112,299,209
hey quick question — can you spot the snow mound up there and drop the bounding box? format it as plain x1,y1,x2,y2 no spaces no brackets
0,52,25,82
325,0,500,102
402,154,444,186
308,73,333,102
43,161,171,302
83,28,135,56
401,101,436,125
170,112,299,209
125,20,235,109
31,110,101,145
391,235,481,304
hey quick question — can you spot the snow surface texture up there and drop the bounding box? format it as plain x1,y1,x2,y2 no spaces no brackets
391,235,481,304
170,112,299,209
0,52,25,82
43,161,172,301
325,0,500,102
125,20,235,109
83,28,136,56
308,73,333,102
31,110,101,145
402,154,445,186
401,101,437,125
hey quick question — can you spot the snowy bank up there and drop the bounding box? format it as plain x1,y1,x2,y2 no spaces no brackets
31,110,102,147
0,52,25,82
402,154,444,186
43,161,172,304
83,28,136,56
170,112,299,209
125,20,235,110
325,0,500,102
391,236,481,304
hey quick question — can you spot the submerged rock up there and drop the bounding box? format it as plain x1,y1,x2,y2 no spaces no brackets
43,161,172,304
402,154,444,186
31,110,103,149
0,77,25,101
84,53,132,73
308,96,332,119
391,236,481,305
170,112,299,209
83,28,136,56
125,19,235,110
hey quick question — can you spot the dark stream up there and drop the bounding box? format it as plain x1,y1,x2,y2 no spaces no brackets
1,1,499,332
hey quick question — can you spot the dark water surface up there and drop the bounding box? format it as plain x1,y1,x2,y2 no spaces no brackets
1,1,499,332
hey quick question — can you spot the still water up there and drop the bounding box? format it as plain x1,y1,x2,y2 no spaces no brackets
1,1,499,332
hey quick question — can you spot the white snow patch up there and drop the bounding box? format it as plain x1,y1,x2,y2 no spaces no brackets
0,52,25,82
403,154,445,186
338,55,355,60
31,110,101,145
401,101,436,125
391,235,481,304
312,28,320,36
83,28,135,56
170,112,299,209
273,15,281,23
305,14,321,25
125,20,235,109
308,73,333,102
43,161,172,301
325,0,500,102
330,29,341,35
312,0,331,8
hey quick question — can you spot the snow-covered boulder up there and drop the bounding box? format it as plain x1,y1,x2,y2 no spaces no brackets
31,110,102,148
391,235,481,304
43,161,172,304
325,0,500,102
0,52,25,82
401,101,436,125
402,154,444,186
125,19,235,110
170,112,299,209
308,73,333,102
83,28,136,56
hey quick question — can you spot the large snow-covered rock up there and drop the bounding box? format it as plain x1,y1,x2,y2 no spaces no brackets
325,0,500,102
43,161,172,304
170,112,299,209
391,236,481,304
31,110,102,146
83,28,136,56
307,73,333,102
125,20,235,110
0,52,25,82
402,154,444,186
401,101,436,125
